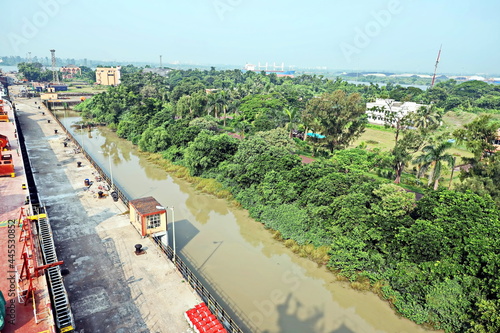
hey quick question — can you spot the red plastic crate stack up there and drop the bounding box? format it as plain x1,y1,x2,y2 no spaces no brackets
184,302,228,333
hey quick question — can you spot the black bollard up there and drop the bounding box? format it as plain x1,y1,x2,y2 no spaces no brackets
63,142,68,147
47,119,51,123
54,129,58,134
77,161,82,167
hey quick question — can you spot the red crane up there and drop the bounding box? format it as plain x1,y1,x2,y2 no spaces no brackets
431,45,442,88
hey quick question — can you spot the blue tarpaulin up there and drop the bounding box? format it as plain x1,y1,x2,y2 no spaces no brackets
307,132,326,139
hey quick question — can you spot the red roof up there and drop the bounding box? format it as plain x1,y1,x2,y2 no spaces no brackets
129,196,164,215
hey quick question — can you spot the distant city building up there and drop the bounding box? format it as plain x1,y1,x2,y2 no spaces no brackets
363,73,387,77
60,65,81,79
449,75,494,83
366,98,426,125
142,67,171,77
388,73,434,79
243,62,295,77
96,66,121,85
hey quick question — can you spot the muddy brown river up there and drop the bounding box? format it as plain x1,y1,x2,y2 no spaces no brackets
58,112,434,333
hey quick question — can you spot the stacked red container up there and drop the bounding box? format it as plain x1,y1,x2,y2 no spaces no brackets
184,302,228,333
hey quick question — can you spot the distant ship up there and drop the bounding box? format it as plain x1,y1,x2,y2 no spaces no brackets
243,62,295,77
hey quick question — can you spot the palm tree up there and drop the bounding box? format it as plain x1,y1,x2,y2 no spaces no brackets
411,105,442,130
217,91,230,127
283,107,299,138
413,141,455,190
207,91,230,125
207,93,218,118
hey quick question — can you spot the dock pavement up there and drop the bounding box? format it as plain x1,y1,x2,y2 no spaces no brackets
10,85,201,333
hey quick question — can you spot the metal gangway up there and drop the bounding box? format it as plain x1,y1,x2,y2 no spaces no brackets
36,207,75,332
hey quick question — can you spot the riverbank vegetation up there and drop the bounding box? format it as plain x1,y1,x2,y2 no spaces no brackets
75,67,500,332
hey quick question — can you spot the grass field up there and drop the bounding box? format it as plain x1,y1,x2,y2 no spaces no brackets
353,112,476,160
349,113,483,190
440,110,478,133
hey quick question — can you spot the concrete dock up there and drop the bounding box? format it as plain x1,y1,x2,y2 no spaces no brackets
10,85,201,333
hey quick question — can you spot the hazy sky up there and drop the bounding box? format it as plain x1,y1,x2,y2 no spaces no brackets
2,0,499,74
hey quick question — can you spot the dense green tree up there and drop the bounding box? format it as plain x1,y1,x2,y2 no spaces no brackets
188,116,219,132
454,115,500,160
254,171,297,206
17,62,52,82
168,121,202,148
148,103,175,128
329,148,381,173
259,204,312,244
303,90,367,152
372,184,416,220
138,127,170,152
452,80,493,100
79,66,96,83
170,77,205,101
414,190,500,276
397,219,449,262
218,129,300,190
456,155,500,207
175,91,207,119
233,120,252,138
469,299,500,333
237,93,286,123
184,131,239,176
475,94,500,109
425,86,449,105
425,278,471,332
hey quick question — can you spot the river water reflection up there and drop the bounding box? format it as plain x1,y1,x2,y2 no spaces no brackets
58,112,434,333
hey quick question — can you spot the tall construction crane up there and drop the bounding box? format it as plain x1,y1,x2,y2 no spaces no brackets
430,45,442,88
